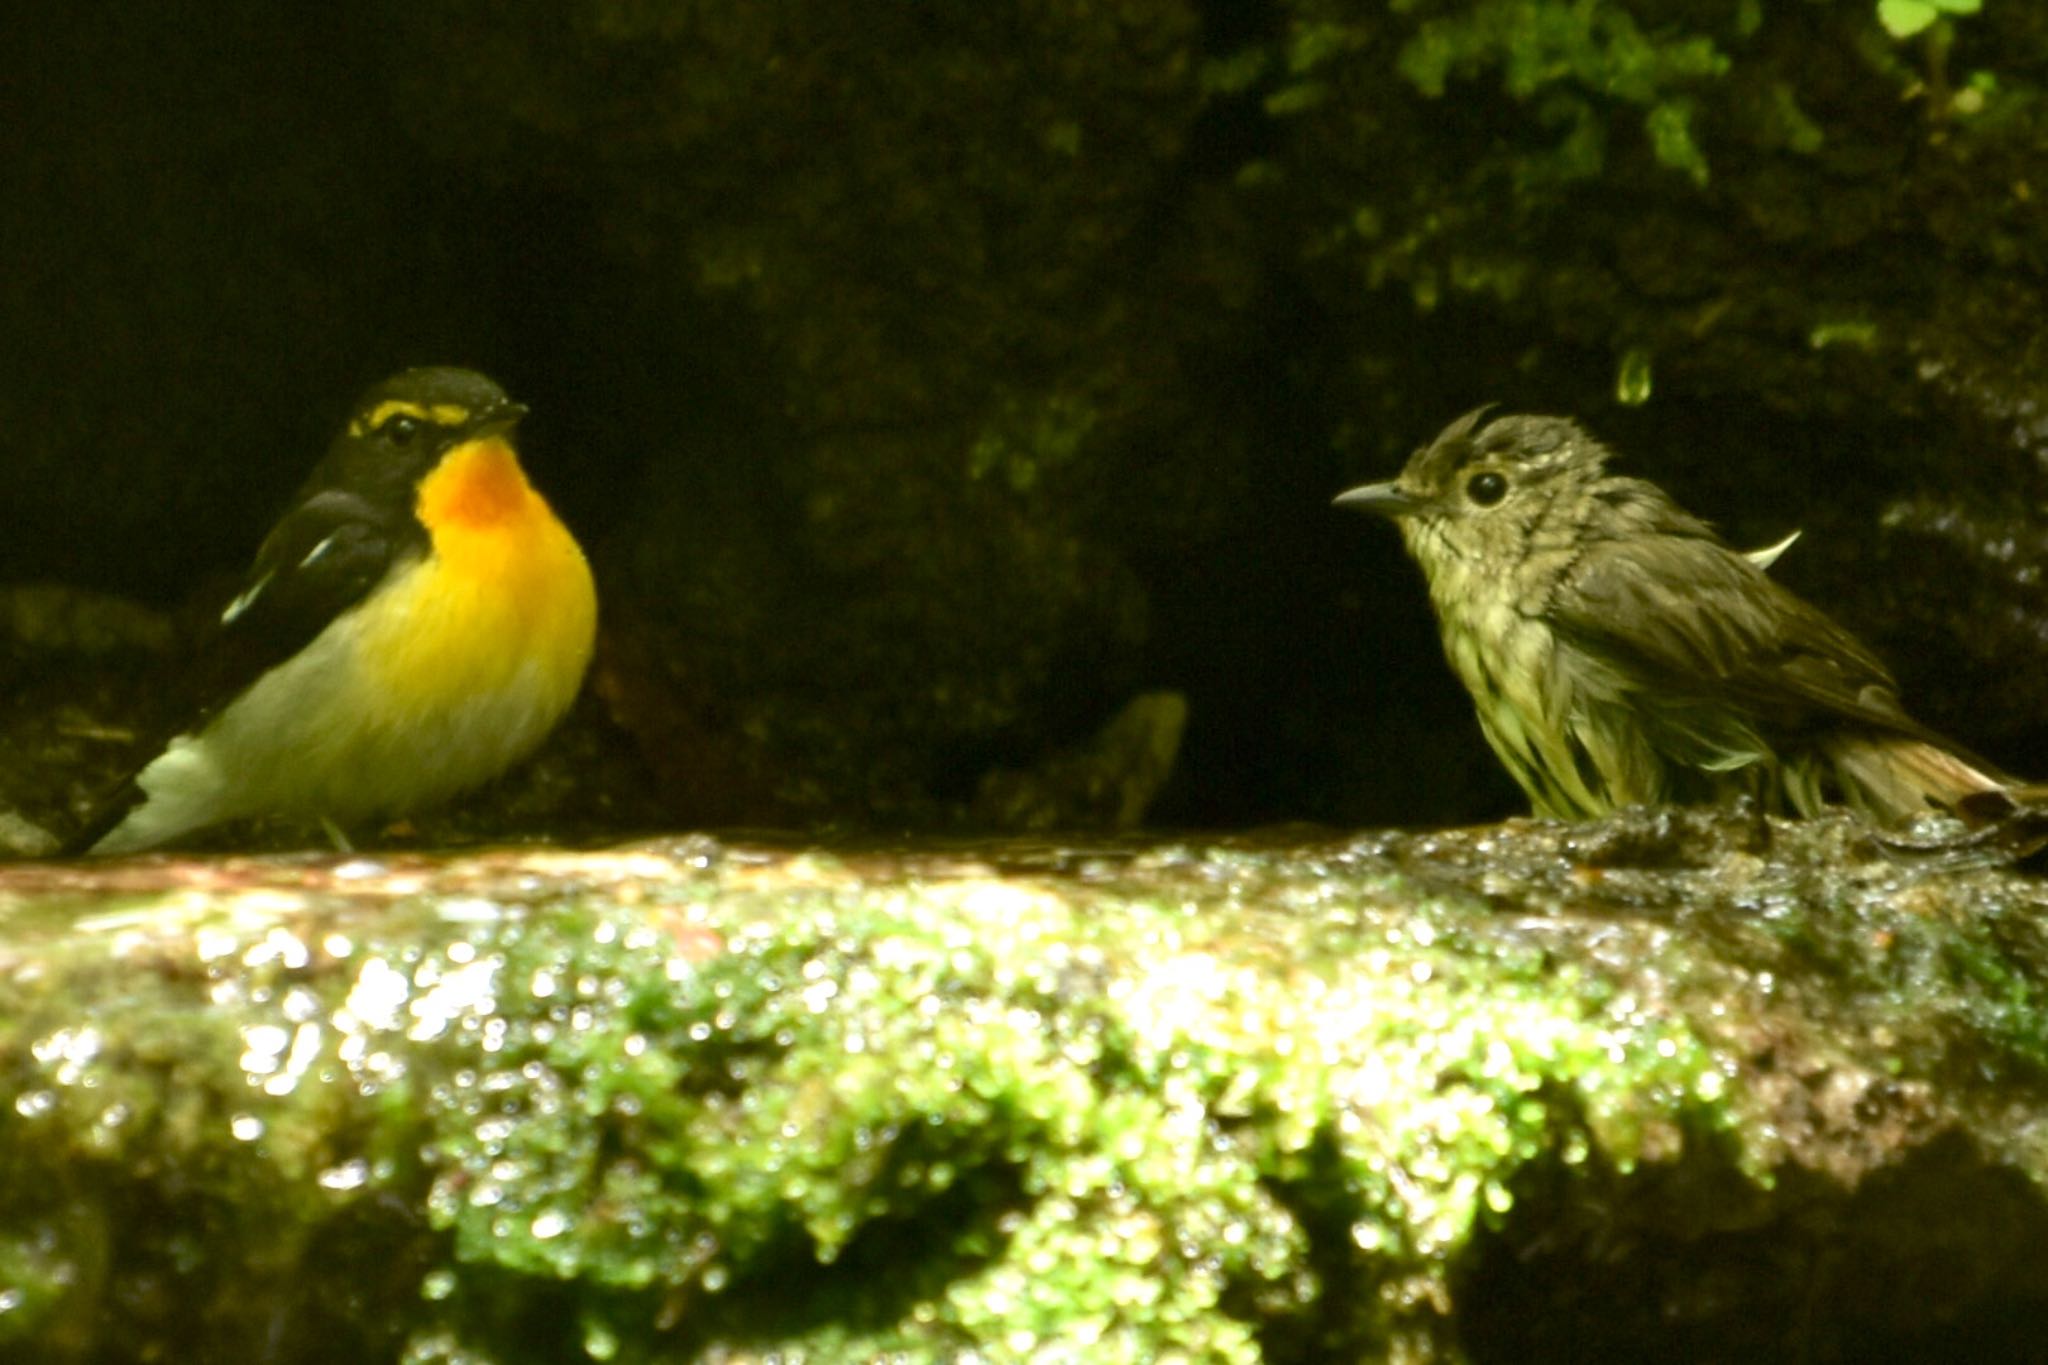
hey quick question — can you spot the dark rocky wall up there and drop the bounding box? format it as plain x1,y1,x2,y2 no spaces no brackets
6,0,2046,840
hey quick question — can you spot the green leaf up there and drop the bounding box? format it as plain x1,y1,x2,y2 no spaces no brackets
1644,101,1709,185
1877,0,1981,40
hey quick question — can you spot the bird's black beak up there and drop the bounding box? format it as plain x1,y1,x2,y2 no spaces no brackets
1332,481,1421,518
477,400,530,436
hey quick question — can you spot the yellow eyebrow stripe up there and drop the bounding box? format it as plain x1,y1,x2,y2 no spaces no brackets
349,400,473,437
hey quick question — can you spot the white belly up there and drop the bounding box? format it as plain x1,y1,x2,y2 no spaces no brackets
92,545,594,854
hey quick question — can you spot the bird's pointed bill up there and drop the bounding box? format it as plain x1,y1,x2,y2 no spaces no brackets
1333,481,1423,517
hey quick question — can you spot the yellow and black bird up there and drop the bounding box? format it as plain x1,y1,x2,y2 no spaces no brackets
69,367,597,855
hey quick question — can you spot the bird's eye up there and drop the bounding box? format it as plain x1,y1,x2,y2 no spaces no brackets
380,415,422,443
1465,471,1508,506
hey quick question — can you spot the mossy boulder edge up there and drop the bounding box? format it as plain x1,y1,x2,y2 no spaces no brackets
4,812,2048,1362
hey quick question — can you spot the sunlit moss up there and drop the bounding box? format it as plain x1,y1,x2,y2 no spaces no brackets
6,818,2048,1360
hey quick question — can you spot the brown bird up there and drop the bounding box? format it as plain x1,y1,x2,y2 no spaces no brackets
1335,407,2013,824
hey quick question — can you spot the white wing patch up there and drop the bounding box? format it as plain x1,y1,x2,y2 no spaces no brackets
221,533,345,627
221,571,275,626
299,533,342,570
1744,529,1802,571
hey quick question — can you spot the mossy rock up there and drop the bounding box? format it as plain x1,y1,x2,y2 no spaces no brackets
5,809,2048,1362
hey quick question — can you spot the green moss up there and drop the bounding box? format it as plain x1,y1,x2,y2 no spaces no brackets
8,817,2048,1359
1761,82,1827,154
1809,319,1880,349
967,392,1102,494
1392,1,1727,106
1386,0,1727,184
1254,0,1756,321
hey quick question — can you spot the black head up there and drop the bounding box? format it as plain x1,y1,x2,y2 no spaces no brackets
343,366,524,449
307,367,529,505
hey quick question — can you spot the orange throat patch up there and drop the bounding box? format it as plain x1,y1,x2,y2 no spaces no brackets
417,437,532,528
392,433,599,725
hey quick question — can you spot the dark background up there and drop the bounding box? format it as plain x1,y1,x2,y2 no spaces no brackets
8,0,2048,836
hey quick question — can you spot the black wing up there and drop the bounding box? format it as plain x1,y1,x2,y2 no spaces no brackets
64,489,418,854
197,488,414,716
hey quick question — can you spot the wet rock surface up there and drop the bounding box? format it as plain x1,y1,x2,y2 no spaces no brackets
4,812,2047,1363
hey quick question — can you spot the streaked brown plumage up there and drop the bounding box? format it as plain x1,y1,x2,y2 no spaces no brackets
1335,407,2010,824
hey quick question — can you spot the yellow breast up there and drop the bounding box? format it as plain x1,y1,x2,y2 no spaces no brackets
364,436,597,723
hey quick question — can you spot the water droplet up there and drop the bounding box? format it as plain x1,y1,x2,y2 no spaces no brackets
1616,346,1653,406
239,1024,290,1075
583,1320,620,1360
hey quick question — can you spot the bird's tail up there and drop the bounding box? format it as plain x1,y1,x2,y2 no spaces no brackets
60,781,143,857
62,738,224,857
1823,732,2012,825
